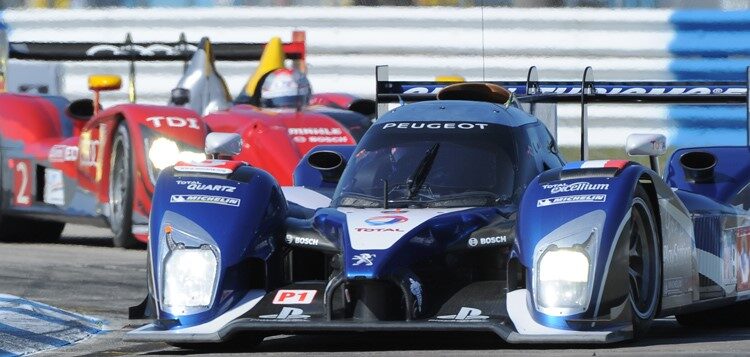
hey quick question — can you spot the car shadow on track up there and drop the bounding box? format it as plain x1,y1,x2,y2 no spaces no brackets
140,319,750,355
59,235,115,247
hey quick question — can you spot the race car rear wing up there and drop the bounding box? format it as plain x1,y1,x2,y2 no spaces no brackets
1,30,306,101
375,65,750,160
8,33,306,62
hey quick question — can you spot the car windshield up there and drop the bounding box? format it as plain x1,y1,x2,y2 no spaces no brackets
332,121,518,208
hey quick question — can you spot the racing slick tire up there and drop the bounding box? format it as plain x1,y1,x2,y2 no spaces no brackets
109,122,140,249
0,216,64,242
627,185,662,339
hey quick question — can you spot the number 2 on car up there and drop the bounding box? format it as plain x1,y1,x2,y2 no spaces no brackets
272,290,317,304
12,159,32,206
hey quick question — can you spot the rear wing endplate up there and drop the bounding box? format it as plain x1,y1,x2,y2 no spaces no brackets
375,65,750,160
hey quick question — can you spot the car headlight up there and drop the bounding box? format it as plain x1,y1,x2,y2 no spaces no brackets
162,247,218,313
537,248,590,310
148,137,206,170
531,211,604,316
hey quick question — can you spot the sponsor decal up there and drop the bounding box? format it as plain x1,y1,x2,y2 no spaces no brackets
258,307,310,320
146,116,200,130
737,227,750,292
43,168,65,206
170,194,240,207
288,127,343,136
86,43,198,56
409,278,423,313
352,253,376,266
410,236,435,246
381,209,408,214
541,181,609,194
354,227,404,233
78,131,99,168
434,307,489,321
288,128,349,144
48,145,79,163
468,236,508,247
402,85,747,95
382,122,488,130
285,234,319,246
536,194,607,207
173,160,236,174
176,180,236,193
272,290,317,305
365,215,408,226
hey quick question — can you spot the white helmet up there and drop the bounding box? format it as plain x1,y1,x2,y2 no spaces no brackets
260,68,311,109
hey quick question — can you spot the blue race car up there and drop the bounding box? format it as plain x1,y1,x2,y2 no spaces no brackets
125,67,750,346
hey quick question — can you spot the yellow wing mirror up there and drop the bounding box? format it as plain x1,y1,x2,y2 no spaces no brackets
88,74,122,91
88,74,122,115
435,75,465,83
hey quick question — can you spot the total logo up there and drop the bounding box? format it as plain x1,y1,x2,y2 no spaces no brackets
435,307,489,321
365,215,408,226
354,227,404,233
258,307,310,320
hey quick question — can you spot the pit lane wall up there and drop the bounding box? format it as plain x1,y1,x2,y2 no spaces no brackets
1,7,748,149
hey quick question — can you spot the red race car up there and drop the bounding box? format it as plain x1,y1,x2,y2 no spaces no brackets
0,30,368,248
169,33,373,186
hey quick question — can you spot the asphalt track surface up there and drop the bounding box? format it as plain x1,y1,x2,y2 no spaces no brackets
2,225,750,356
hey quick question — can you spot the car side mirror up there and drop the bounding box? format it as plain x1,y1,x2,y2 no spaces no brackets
626,133,666,173
170,87,190,106
88,74,121,116
205,132,242,159
66,98,98,121
348,99,377,119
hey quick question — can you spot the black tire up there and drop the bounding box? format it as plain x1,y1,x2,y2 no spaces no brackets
109,122,140,249
0,215,64,243
627,185,662,338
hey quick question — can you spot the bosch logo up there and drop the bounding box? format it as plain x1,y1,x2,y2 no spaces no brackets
468,238,478,247
480,236,507,245
365,215,408,226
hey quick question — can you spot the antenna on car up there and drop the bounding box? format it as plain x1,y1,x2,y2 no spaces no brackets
580,67,594,161
125,33,136,103
382,179,389,209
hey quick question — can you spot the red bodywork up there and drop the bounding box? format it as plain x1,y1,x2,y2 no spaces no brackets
204,105,355,186
0,93,206,242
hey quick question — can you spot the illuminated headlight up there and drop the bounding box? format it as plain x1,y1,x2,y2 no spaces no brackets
537,249,590,310
148,137,205,170
162,247,217,311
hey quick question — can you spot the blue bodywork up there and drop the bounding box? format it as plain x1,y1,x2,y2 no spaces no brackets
131,96,750,345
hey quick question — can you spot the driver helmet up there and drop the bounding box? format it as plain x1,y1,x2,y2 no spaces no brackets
260,68,311,109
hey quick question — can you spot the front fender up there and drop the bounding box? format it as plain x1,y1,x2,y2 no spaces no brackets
516,163,650,329
148,164,286,327
91,104,208,232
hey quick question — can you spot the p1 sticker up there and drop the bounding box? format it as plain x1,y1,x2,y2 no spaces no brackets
272,290,317,305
